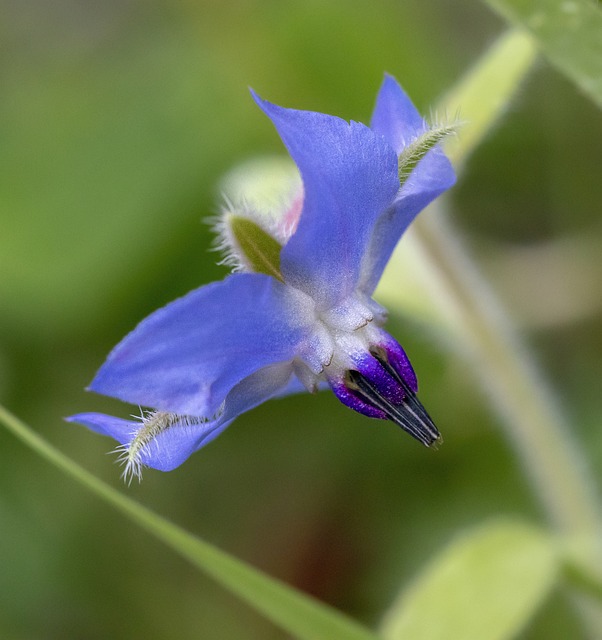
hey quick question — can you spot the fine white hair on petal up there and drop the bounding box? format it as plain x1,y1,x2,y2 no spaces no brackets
114,441,143,485
209,197,276,273
426,106,464,134
113,410,219,484
206,196,247,273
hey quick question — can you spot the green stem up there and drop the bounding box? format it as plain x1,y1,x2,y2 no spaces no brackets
0,404,379,640
411,209,601,543
381,27,602,636
385,25,601,546
381,30,601,602
418,28,601,549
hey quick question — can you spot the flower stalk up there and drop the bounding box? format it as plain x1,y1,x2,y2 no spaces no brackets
387,25,601,548
409,208,601,544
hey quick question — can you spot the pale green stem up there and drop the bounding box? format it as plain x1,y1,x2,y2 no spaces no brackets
384,27,601,544
410,208,601,545
425,28,602,552
382,27,602,636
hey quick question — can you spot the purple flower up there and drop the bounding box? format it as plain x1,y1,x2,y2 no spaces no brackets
68,75,456,480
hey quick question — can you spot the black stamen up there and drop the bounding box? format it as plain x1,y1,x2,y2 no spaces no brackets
371,348,440,441
346,354,441,447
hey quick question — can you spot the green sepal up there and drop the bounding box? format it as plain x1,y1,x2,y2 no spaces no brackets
229,215,284,281
398,122,460,186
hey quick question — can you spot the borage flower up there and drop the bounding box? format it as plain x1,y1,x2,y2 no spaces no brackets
68,75,456,481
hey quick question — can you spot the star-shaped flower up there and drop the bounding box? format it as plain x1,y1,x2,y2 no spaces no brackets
68,75,456,481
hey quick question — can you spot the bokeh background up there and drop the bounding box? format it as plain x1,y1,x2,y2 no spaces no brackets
1,1,601,638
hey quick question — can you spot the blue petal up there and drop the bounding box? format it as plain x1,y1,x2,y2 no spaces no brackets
68,361,297,472
252,91,400,310
369,74,426,149
359,75,456,294
67,413,142,443
90,273,313,418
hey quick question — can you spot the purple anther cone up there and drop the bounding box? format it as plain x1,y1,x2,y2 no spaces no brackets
330,334,440,447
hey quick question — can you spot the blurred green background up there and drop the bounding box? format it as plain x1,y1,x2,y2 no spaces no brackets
1,1,601,638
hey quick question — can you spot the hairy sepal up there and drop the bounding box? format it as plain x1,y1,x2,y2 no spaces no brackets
398,121,461,186
228,214,284,281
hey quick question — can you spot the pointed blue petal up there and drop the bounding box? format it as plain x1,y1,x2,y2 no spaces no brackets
90,273,314,418
68,361,298,472
360,75,456,294
370,74,426,149
252,91,400,310
67,413,140,443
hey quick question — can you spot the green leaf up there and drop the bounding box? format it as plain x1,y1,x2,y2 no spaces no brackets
380,520,559,640
0,404,379,640
482,0,602,109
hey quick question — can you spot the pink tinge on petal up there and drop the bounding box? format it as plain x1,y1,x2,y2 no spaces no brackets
281,185,304,240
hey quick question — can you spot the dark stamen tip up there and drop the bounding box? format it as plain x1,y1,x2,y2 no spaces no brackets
345,368,441,448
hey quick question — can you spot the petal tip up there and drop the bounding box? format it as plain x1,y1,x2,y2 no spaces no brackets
250,88,280,119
